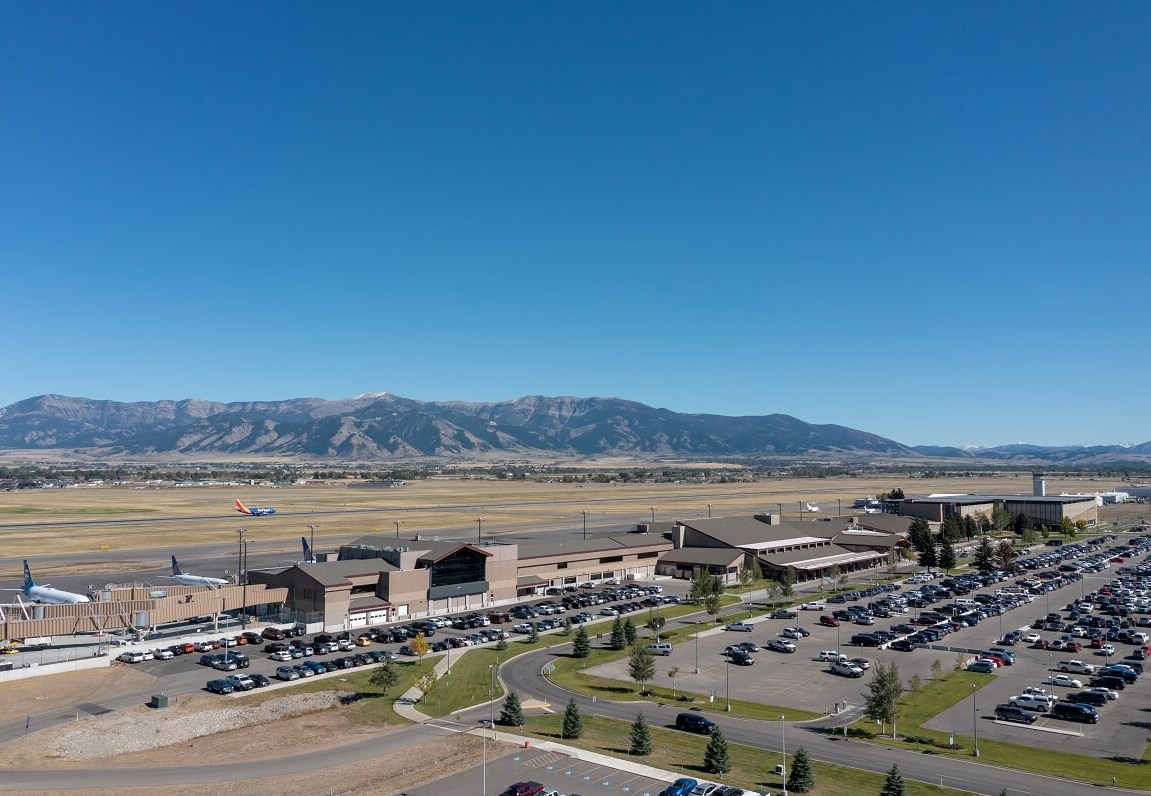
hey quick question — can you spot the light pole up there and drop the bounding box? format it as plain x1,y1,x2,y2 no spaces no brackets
836,623,841,655
582,510,587,541
694,620,700,674
707,503,713,518
725,658,731,712
781,715,788,796
650,506,656,524
483,663,493,796
307,524,317,556
241,539,249,629
236,528,246,624
477,517,483,543
394,520,401,539
971,685,979,757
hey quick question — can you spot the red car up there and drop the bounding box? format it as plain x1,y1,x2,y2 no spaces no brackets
819,615,840,627
502,783,545,796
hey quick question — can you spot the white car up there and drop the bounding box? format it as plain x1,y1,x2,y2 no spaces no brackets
801,602,826,611
153,649,174,660
1008,693,1053,711
830,660,864,678
600,607,619,616
269,650,293,661
140,650,155,661
1021,686,1054,699
782,627,803,639
724,622,754,632
1046,674,1083,688
118,651,145,663
1059,660,1096,674
689,783,721,796
1023,632,1042,644
1100,644,1116,656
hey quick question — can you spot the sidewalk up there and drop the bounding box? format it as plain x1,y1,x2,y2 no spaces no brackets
392,651,455,722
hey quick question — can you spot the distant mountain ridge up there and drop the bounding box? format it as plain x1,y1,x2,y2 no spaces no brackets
0,394,1146,463
0,393,913,460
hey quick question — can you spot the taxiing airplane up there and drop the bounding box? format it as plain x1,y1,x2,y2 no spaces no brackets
15,561,91,604
859,506,880,514
298,537,317,564
803,503,821,512
167,556,229,588
235,499,276,517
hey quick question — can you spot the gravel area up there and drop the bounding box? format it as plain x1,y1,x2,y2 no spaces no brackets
48,691,344,760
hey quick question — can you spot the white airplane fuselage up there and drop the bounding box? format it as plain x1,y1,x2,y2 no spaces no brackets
26,585,90,605
171,574,228,587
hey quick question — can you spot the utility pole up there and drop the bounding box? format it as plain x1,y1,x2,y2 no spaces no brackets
477,517,483,543
581,510,587,541
307,524,317,555
236,528,246,627
394,520,401,539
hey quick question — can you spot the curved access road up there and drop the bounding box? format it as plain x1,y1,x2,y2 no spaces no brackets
480,638,1117,796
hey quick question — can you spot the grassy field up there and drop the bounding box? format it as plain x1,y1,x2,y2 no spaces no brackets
2,473,1135,561
845,669,1151,789
517,713,980,796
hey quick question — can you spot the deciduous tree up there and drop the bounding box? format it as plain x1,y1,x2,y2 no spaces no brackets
628,642,655,693
369,659,400,696
864,659,902,737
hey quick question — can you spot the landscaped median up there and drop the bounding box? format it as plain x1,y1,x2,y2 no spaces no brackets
842,669,1151,790
513,713,981,796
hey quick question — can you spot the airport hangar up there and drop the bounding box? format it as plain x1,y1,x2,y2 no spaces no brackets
896,494,1098,527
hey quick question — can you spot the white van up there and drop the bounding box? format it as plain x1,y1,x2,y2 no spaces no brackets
647,643,673,656
955,598,977,607
818,650,846,662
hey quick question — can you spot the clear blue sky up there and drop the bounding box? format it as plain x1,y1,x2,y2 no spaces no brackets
2,3,1148,447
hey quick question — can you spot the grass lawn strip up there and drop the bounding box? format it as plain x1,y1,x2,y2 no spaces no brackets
518,713,981,796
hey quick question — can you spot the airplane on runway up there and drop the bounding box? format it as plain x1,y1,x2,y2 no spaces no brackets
235,499,276,517
803,502,820,512
167,556,229,587
298,537,317,564
6,561,92,604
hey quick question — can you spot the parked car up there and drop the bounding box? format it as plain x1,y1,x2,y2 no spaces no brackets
661,778,699,796
968,660,997,674
1046,674,1083,688
206,678,235,694
1050,702,1098,724
767,639,796,653
994,704,1038,723
275,665,300,681
724,622,754,633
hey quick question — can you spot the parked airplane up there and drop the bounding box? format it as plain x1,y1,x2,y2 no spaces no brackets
11,561,91,604
859,506,881,514
235,499,276,517
297,537,317,564
803,503,821,512
167,556,229,588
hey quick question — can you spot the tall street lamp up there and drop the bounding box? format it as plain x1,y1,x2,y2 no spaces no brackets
236,528,246,623
477,517,483,543
394,520,401,539
971,685,980,757
694,620,700,674
307,524,317,556
650,506,656,524
707,503,713,518
780,715,788,796
241,539,250,629
725,658,731,712
582,510,587,541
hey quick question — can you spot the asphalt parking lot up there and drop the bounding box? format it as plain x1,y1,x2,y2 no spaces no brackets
410,747,675,796
586,541,1151,759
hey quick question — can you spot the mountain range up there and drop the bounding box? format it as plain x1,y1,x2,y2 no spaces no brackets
0,394,1147,464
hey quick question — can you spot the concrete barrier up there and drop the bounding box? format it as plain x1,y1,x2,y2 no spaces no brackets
0,655,111,683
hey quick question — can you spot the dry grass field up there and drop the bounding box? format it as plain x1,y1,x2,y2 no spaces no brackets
0,473,1141,567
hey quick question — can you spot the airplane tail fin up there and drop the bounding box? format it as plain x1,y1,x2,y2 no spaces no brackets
235,499,250,515
23,560,35,591
171,555,184,576
301,537,315,562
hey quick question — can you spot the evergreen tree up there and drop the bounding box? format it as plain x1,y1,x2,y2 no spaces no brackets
972,536,996,572
941,514,963,543
995,539,1017,573
962,515,979,539
780,566,796,598
917,540,938,570
627,641,656,693
786,746,815,792
561,698,584,739
879,764,908,796
610,616,626,650
938,542,957,572
629,711,654,756
623,617,637,645
499,690,525,726
561,616,573,636
572,625,590,658
703,727,731,775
